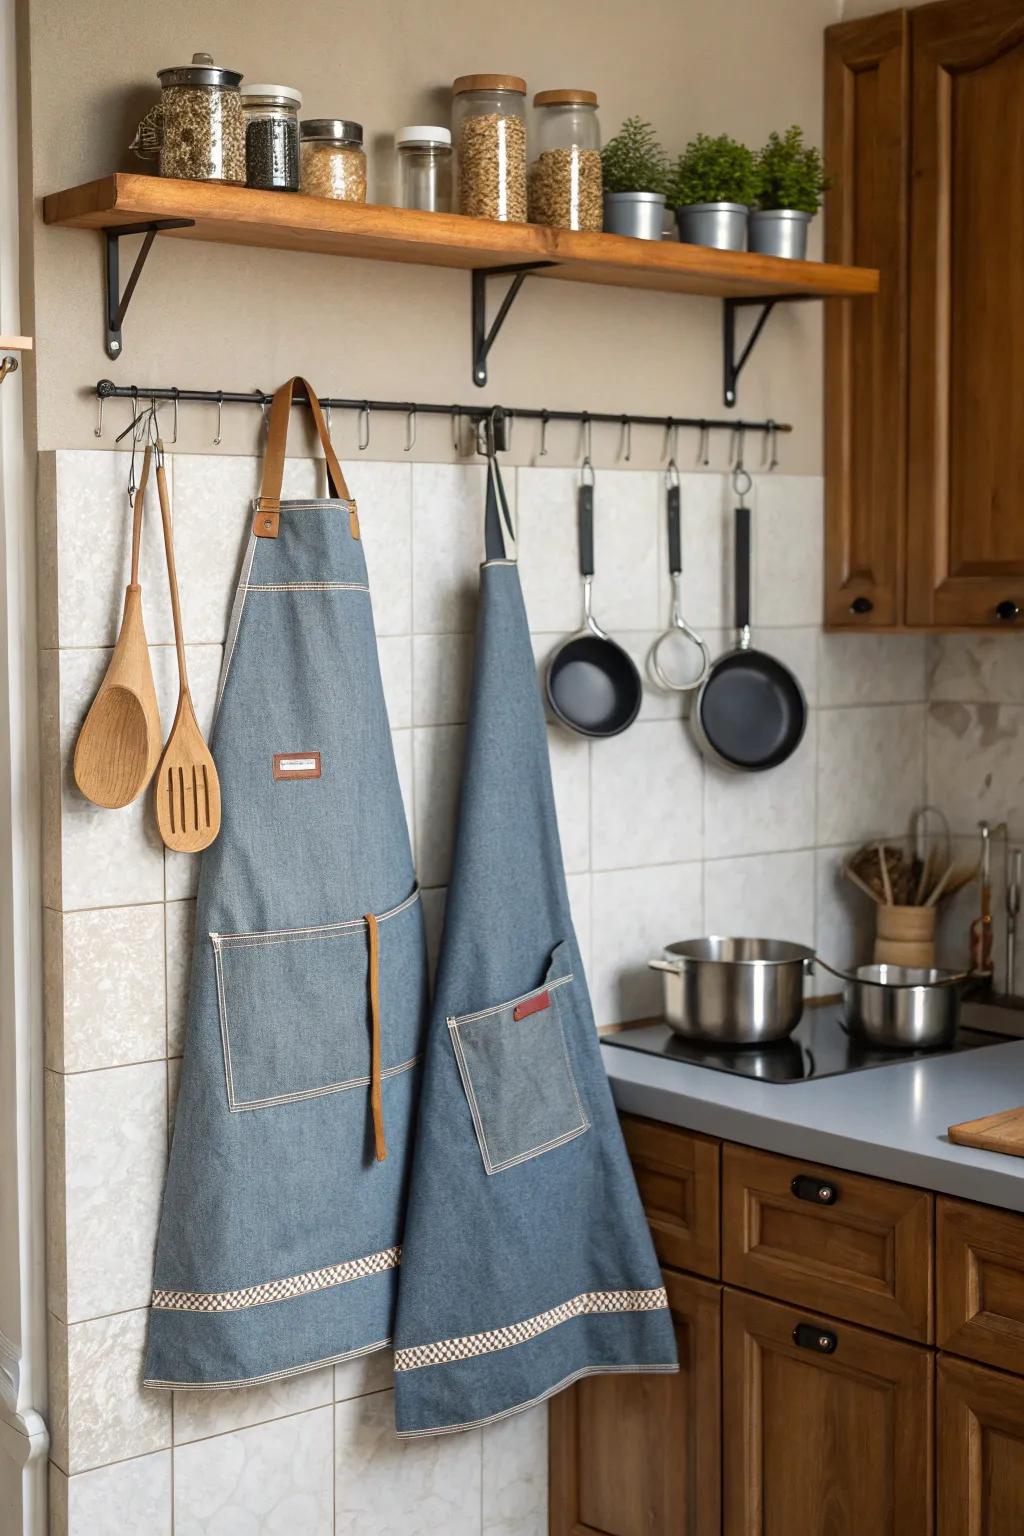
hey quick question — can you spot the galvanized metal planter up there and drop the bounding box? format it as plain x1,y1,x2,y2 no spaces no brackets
747,209,813,260
674,201,748,251
603,191,666,241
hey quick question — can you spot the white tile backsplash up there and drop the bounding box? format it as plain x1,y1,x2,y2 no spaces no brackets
46,450,943,1530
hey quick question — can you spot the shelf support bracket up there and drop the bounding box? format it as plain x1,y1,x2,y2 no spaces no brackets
722,294,817,407
471,262,557,387
103,220,195,360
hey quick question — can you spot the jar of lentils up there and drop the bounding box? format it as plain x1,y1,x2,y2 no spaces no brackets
529,90,602,231
241,84,302,191
158,53,246,184
299,120,367,202
451,75,527,222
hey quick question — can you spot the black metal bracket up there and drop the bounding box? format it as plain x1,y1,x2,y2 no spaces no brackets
471,262,557,387
104,220,195,360
722,295,810,408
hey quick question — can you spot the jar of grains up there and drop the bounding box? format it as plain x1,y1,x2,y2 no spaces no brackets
396,126,452,212
241,84,302,191
299,120,367,202
451,75,527,222
158,53,246,184
529,90,602,231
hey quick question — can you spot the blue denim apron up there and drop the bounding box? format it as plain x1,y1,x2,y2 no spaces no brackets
392,452,677,1436
145,379,428,1390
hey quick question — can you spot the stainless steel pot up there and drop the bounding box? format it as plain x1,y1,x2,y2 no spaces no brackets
649,936,814,1046
838,963,964,1050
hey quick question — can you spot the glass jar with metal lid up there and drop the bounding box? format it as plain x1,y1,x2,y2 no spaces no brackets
241,84,302,192
451,75,527,222
396,127,452,213
158,53,246,184
529,90,602,231
299,120,367,202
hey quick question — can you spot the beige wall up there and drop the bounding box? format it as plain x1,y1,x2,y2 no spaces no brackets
23,0,841,467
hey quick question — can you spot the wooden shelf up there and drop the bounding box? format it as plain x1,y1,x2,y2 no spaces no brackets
44,174,879,302
0,336,32,350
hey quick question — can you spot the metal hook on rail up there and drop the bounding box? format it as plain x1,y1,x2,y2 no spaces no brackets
358,402,371,452
762,418,779,472
580,412,593,466
619,415,632,464
404,406,416,453
451,407,460,454
95,391,105,439
663,418,679,465
539,409,550,457
169,387,179,445
696,419,710,467
731,422,746,474
213,390,223,446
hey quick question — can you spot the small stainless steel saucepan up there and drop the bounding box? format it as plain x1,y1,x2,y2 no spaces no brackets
649,937,814,1046
823,961,967,1050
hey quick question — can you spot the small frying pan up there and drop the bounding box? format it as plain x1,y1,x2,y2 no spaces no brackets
691,484,806,771
547,465,642,738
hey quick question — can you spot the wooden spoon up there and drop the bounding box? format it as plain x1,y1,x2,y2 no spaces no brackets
73,446,162,808
152,446,221,853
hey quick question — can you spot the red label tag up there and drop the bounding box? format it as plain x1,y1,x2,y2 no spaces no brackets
514,990,551,1022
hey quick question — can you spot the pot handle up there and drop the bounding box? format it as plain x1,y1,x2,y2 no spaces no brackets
813,953,853,983
648,958,679,973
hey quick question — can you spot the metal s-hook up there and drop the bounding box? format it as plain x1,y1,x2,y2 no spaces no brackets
762,418,779,471
731,422,746,474
619,415,632,464
666,456,680,490
732,463,752,505
358,402,371,452
696,419,710,467
95,391,105,439
451,407,460,454
170,387,179,445
213,390,223,446
539,409,550,457
404,406,416,453
325,400,333,439
663,418,679,465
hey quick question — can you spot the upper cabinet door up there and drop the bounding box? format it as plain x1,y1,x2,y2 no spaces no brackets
907,0,1024,627
824,10,909,628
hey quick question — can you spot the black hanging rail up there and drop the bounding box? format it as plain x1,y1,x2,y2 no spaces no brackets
93,380,791,454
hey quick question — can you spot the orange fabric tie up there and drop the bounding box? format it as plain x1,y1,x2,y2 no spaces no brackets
365,912,387,1162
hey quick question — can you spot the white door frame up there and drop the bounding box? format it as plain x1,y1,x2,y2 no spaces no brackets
0,0,49,1530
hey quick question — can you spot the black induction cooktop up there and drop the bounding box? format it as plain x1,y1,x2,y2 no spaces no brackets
603,999,1024,1085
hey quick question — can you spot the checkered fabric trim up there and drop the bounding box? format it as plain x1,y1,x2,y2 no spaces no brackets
393,1285,669,1372
151,1245,400,1313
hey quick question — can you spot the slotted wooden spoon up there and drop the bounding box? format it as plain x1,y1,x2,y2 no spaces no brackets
73,445,162,808
153,445,221,853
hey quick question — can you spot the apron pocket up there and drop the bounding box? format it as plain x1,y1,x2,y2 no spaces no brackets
212,887,426,1111
448,940,589,1174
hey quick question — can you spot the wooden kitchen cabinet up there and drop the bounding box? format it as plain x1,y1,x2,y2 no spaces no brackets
722,1142,933,1341
620,1115,720,1280
723,1288,934,1536
825,0,1024,630
938,1354,1024,1533
549,1269,721,1536
937,1195,1024,1376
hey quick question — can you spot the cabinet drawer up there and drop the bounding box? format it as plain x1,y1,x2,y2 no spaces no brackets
621,1115,720,1279
938,1196,1024,1375
722,1143,933,1341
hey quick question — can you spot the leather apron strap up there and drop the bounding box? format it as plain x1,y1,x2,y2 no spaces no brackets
252,377,359,541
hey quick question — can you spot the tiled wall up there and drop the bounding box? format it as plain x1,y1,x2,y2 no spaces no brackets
40,449,930,1534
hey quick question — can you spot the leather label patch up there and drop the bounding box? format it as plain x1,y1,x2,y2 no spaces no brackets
513,990,550,1022
273,752,322,781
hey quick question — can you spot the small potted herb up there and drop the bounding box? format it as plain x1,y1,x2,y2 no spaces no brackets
601,117,669,241
749,125,828,259
667,133,757,251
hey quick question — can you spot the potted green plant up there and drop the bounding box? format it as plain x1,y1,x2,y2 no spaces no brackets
601,118,669,241
749,125,828,259
668,133,757,251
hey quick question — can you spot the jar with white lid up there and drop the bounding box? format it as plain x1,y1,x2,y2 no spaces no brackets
529,89,602,231
158,53,246,184
241,84,302,191
451,74,527,222
299,120,367,202
396,127,452,212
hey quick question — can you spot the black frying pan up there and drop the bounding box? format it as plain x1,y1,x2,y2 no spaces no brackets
546,471,642,738
691,500,806,771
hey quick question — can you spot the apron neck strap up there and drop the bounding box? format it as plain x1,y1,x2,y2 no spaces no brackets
484,455,516,562
253,378,353,537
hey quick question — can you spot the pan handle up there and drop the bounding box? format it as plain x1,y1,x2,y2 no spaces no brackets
578,481,595,579
648,958,679,973
667,483,682,576
735,503,752,639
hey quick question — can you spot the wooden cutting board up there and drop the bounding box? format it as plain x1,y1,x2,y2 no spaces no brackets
948,1107,1024,1157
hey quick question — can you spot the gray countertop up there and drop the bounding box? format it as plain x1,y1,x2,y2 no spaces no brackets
602,1029,1024,1211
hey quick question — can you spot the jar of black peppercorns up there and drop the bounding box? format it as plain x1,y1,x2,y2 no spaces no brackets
241,84,302,191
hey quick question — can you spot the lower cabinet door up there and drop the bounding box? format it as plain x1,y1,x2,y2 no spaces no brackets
549,1269,721,1536
723,1288,933,1536
939,1353,1024,1534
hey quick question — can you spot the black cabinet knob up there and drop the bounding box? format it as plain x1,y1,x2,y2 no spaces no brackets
996,600,1020,622
850,596,874,615
793,1323,838,1354
791,1174,838,1205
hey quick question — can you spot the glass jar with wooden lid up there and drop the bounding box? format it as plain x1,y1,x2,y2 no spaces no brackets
529,90,602,231
451,74,527,222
